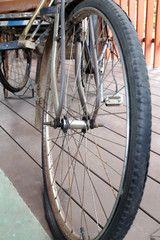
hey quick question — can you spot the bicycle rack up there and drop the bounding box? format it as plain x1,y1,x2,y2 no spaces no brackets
0,8,51,100
0,13,36,100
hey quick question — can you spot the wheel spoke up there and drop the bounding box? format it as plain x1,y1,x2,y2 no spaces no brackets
42,8,133,240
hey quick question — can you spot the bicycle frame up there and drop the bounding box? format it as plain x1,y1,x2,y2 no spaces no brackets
51,11,101,122
16,0,67,120
18,0,54,48
50,0,66,119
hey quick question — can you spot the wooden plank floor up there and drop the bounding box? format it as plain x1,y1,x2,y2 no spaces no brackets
0,60,160,240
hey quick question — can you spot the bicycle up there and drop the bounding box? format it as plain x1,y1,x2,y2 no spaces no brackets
0,0,50,93
0,0,152,240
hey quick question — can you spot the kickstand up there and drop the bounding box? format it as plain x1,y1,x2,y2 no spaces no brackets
3,76,35,100
3,87,8,98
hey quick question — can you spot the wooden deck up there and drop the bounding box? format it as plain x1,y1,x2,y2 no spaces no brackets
0,60,160,240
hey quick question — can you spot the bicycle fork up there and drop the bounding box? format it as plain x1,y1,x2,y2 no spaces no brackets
50,0,65,120
49,5,102,132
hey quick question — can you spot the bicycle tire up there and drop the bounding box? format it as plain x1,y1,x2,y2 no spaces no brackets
42,0,151,239
0,48,31,92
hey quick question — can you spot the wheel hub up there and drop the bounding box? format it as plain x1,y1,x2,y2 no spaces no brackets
43,117,104,133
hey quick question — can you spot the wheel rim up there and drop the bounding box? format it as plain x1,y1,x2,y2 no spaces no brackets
43,8,130,240
0,49,30,91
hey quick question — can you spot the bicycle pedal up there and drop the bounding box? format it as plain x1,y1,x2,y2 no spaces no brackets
105,94,123,106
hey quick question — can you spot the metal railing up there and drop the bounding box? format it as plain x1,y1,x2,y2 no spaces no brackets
113,0,160,68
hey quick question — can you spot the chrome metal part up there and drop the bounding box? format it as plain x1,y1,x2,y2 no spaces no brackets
43,119,104,130
98,40,108,62
68,119,87,129
75,41,89,117
63,119,87,131
105,94,123,106
0,12,34,20
43,119,88,130
89,17,100,121
99,59,104,102
48,0,55,6
100,80,104,103
51,3,60,116
58,0,66,118
29,20,43,40
50,0,65,119
98,43,107,103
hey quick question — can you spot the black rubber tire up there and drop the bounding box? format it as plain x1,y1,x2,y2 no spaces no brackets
0,49,31,93
42,0,151,239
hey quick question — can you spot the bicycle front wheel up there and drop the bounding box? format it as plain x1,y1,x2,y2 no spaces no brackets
0,48,31,92
42,0,151,239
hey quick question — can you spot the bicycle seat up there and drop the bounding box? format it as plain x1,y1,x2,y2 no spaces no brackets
0,0,50,14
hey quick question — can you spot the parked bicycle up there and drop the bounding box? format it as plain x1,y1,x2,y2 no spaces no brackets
0,0,151,239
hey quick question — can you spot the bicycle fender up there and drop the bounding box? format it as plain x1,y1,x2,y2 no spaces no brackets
65,0,85,18
65,0,132,24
